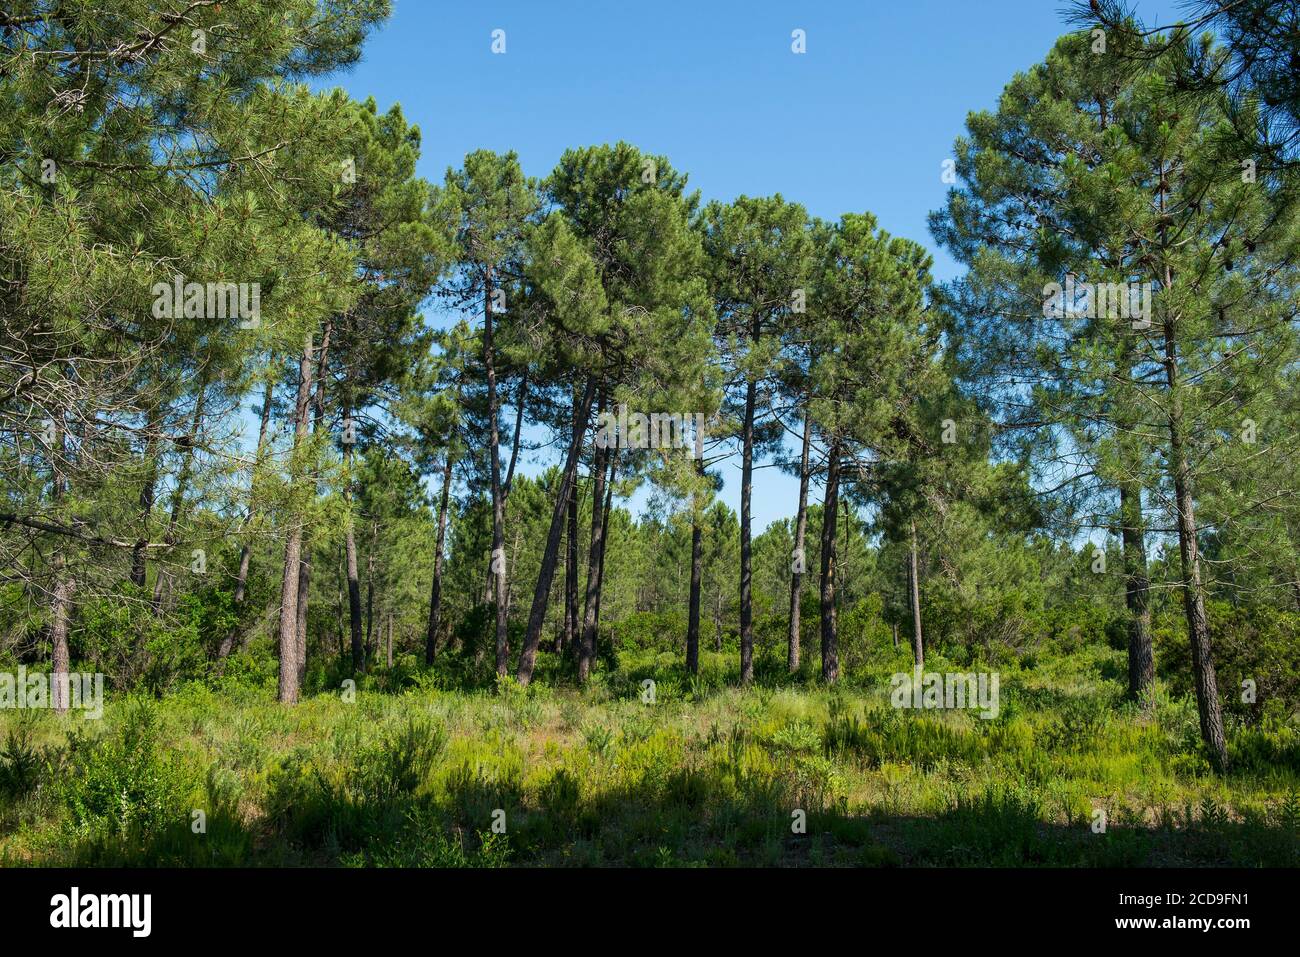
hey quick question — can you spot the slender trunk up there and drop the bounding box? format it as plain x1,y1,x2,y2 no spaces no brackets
131,410,163,588
50,572,73,714
151,379,208,612
49,418,71,714
1154,168,1226,768
516,378,597,685
482,273,510,678
277,332,314,704
819,439,841,683
593,446,617,631
1119,481,1154,698
909,518,923,669
503,373,527,499
295,556,311,686
336,555,346,669
563,394,580,656
343,390,366,674
1161,315,1228,770
218,373,274,667
739,371,757,684
366,520,376,659
787,409,812,673
131,468,155,587
386,614,393,668
578,395,609,682
686,490,703,675
293,320,331,687
345,513,365,673
425,450,454,665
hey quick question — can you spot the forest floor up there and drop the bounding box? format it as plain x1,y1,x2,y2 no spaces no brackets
1,644,1298,867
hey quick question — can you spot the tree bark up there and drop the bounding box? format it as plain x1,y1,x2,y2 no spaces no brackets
482,272,510,678
516,378,596,685
343,391,366,675
819,439,841,683
49,418,71,714
1161,314,1228,770
217,373,274,668
277,332,314,704
909,518,924,669
293,319,331,688
593,445,617,631
131,408,164,589
787,409,812,673
739,369,757,684
562,393,580,656
577,395,609,682
503,373,527,498
151,377,208,613
425,449,454,665
1119,480,1154,698
345,511,365,674
686,492,703,676
366,519,376,661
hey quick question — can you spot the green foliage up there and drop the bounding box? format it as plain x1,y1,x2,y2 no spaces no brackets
58,700,192,839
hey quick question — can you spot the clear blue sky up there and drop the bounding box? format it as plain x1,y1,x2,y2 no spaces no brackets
323,0,1184,533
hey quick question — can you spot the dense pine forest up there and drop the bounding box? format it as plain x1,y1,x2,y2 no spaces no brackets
2,0,1300,868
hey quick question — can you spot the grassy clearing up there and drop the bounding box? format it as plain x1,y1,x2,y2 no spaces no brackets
2,645,1298,867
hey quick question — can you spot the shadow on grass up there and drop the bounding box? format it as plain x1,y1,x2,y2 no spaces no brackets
39,768,1300,868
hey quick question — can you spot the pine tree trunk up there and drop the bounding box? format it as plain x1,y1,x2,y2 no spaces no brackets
482,273,510,678
49,418,71,714
593,446,617,631
1119,480,1154,698
562,393,581,656
516,378,596,685
739,371,757,684
343,393,366,675
293,320,331,688
295,554,310,687
50,570,73,714
151,378,208,613
131,410,163,589
909,518,924,669
503,373,527,498
1161,315,1228,770
1154,165,1226,770
277,332,314,705
366,521,376,661
425,449,454,665
336,561,346,669
819,439,841,682
686,496,703,675
345,513,365,673
218,373,274,668
787,409,812,673
579,396,609,682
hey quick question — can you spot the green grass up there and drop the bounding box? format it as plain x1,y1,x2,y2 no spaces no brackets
1,646,1298,867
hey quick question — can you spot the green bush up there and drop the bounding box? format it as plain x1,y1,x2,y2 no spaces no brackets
58,699,192,838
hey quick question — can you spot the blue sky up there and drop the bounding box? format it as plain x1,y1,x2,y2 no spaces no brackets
323,0,1184,532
